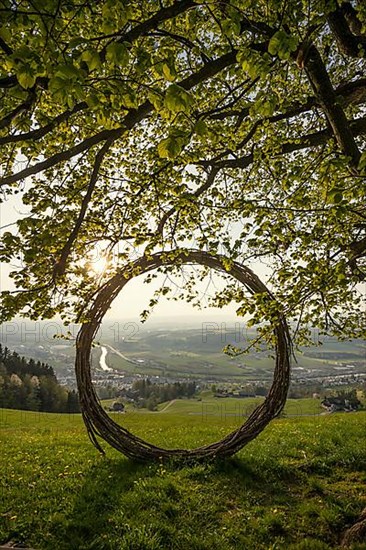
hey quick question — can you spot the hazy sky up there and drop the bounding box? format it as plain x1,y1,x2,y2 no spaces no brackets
0,189,271,322
2,184,365,331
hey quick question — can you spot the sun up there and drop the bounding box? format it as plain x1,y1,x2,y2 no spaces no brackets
88,255,109,276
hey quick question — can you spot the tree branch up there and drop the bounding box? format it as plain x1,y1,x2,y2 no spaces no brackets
0,90,36,130
327,2,366,57
0,1,196,94
0,101,88,145
0,0,195,142
201,115,366,170
0,37,13,55
53,137,115,278
206,77,366,123
99,0,196,60
0,50,237,188
304,44,361,168
0,127,124,188
157,166,219,235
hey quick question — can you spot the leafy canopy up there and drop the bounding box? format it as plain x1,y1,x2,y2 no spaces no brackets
0,0,366,344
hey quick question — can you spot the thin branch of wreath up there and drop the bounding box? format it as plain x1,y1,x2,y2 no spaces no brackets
75,249,292,462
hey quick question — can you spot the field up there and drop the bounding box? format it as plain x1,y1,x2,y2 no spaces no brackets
98,328,366,381
153,395,324,416
101,394,325,417
1,404,366,550
2,321,365,382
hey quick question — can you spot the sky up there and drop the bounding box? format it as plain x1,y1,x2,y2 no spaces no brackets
2,178,365,336
0,188,270,324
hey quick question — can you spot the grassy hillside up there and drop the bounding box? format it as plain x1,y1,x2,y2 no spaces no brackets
1,407,366,549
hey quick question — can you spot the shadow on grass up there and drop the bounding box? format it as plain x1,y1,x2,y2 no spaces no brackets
46,458,149,550
48,454,302,550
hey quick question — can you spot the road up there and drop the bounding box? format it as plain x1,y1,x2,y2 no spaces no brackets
158,399,177,413
104,344,138,365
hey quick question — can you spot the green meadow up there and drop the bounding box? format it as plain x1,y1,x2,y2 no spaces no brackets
101,393,325,417
1,405,366,550
154,395,324,416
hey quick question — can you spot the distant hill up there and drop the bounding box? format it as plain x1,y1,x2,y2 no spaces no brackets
1,320,365,384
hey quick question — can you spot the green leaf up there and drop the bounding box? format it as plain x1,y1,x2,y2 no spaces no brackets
55,63,81,80
48,77,69,103
157,136,183,159
237,49,271,79
121,86,137,108
106,42,130,67
268,30,298,60
157,129,188,159
135,48,151,74
86,93,100,109
333,192,343,203
151,61,164,80
16,65,36,89
80,48,101,71
49,76,67,92
268,31,286,55
13,45,33,60
222,17,241,38
162,61,177,82
164,84,194,114
253,94,277,117
328,187,344,204
194,119,208,137
147,89,164,111
0,27,11,43
358,152,366,172
69,37,88,49
102,0,129,32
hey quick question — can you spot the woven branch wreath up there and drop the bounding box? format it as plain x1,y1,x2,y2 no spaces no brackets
75,249,291,462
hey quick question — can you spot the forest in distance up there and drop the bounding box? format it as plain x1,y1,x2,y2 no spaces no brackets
0,344,80,413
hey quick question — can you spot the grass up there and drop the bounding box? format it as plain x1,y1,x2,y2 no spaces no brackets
1,407,366,549
154,396,324,417
102,395,324,417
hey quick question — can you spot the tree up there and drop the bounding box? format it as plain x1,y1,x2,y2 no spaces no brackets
66,389,80,413
0,1,365,344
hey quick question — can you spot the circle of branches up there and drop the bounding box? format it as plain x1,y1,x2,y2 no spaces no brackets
75,249,292,462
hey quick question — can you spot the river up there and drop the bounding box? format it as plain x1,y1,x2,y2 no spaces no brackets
99,346,113,372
